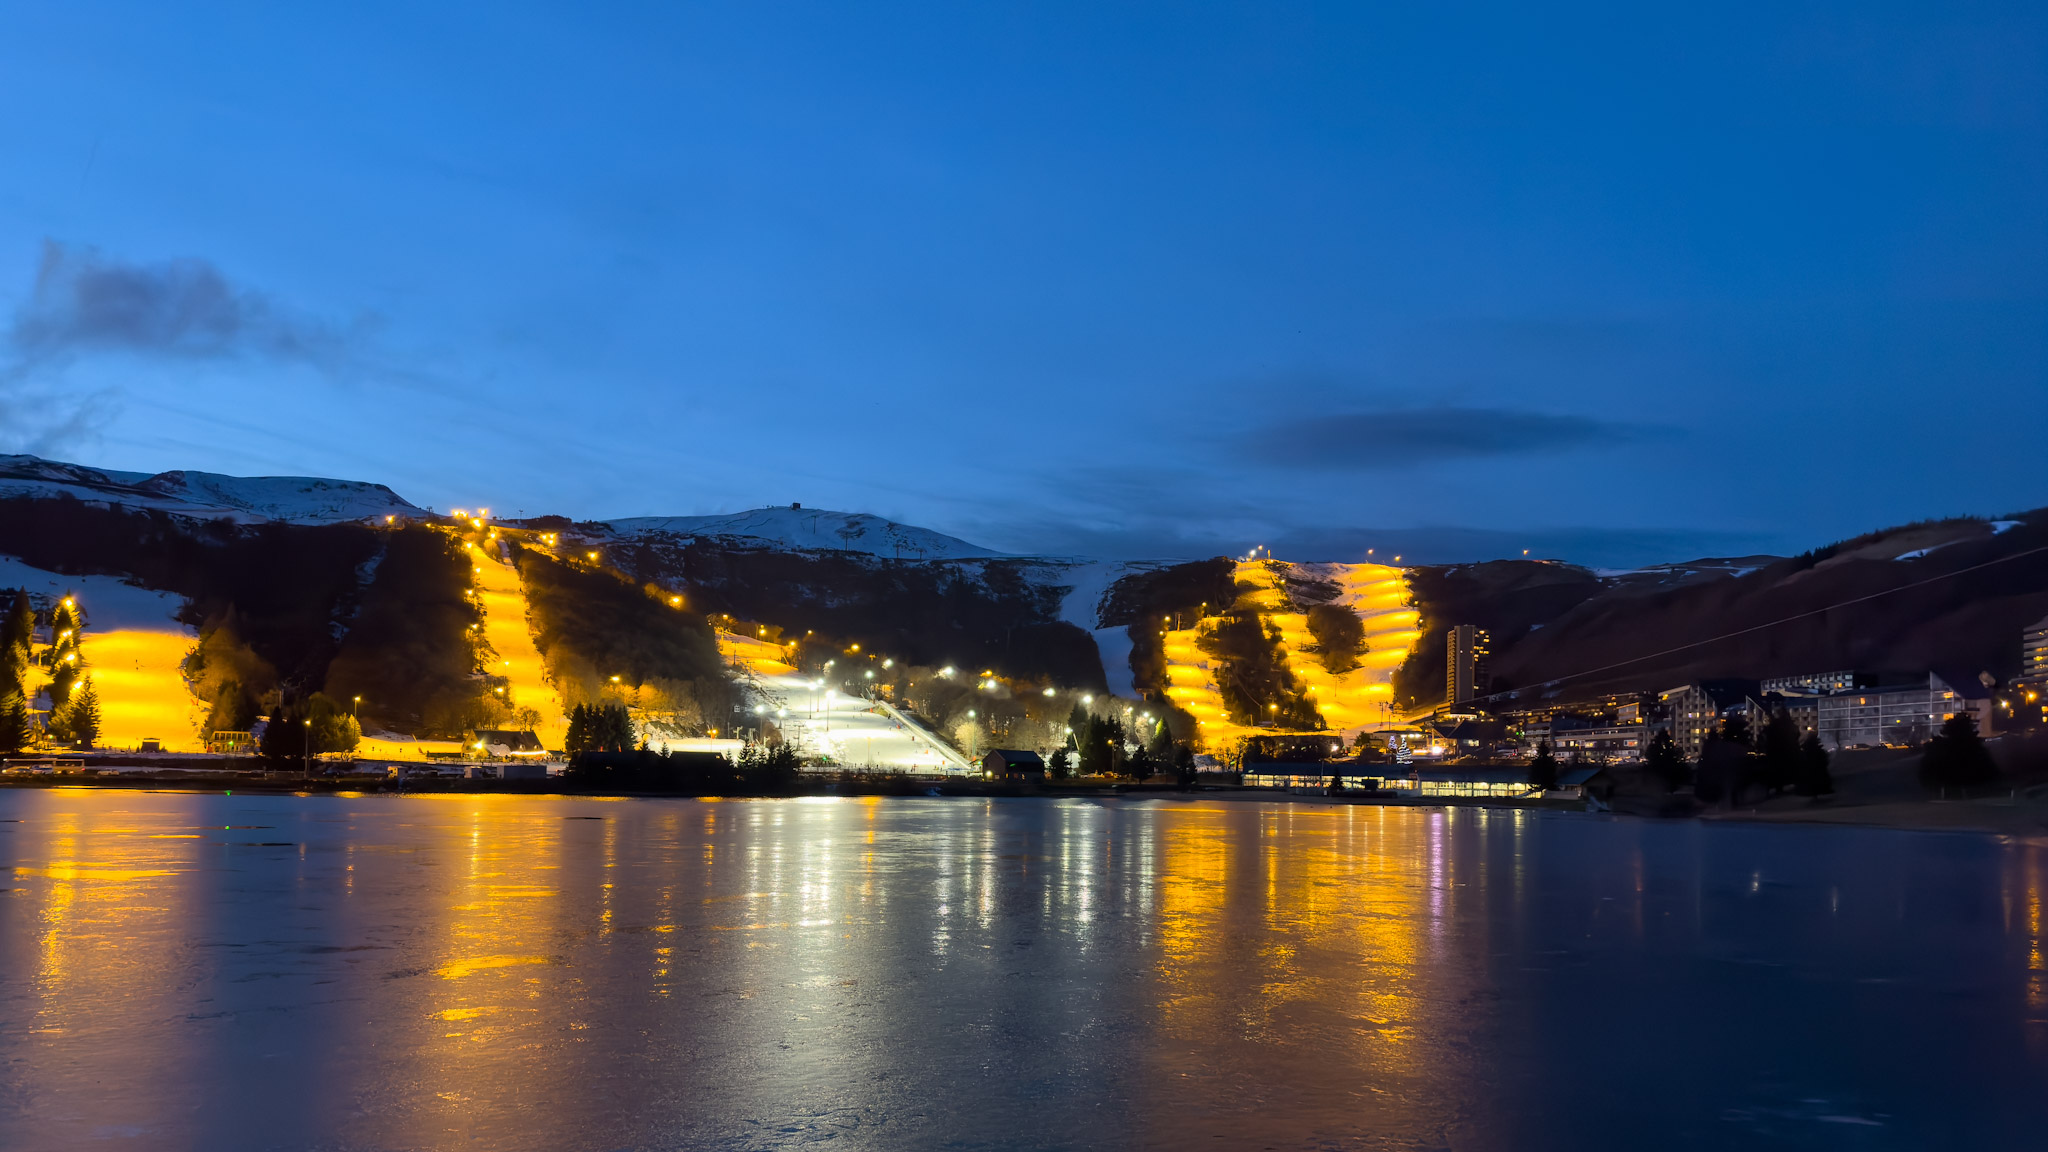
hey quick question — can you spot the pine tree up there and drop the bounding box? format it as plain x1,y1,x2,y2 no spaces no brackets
1530,739,1559,790
1793,734,1834,797
260,706,304,762
1759,711,1803,794
1045,747,1072,779
0,691,31,754
565,704,590,754
1921,712,1996,789
598,704,634,752
1644,728,1688,791
1076,714,1103,776
1,589,31,652
1146,718,1174,760
65,679,100,749
1718,714,1752,749
1,589,32,700
46,596,84,705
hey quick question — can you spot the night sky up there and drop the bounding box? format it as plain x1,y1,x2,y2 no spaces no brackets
2,2,2042,566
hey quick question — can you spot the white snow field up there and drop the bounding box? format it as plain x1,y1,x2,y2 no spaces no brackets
610,506,1002,560
0,455,425,524
715,629,974,773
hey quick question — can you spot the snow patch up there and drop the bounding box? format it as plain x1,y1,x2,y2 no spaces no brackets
1047,559,1151,692
0,454,425,525
1991,520,2022,535
1094,626,1137,699
610,506,1001,560
0,553,190,633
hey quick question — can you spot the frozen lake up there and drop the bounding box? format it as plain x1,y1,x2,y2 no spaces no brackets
2,790,2044,1149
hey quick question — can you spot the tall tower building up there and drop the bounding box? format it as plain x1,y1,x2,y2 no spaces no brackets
1446,624,1490,706
2025,613,2048,686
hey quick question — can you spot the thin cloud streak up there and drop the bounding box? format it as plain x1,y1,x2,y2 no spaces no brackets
1245,406,1654,470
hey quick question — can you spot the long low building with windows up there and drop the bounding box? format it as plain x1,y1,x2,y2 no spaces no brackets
1243,764,1609,801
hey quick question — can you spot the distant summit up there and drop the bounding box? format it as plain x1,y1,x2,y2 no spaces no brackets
0,454,425,525
609,505,1003,561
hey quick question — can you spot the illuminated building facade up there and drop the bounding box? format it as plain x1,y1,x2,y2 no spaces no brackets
1445,625,1489,706
1657,680,1758,761
1816,673,1968,750
2024,614,2048,689
1761,670,1857,695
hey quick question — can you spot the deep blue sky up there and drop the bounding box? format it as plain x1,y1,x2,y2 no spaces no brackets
1,2,2043,565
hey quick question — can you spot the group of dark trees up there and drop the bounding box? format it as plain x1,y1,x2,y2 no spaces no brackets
1303,603,1369,675
1920,712,1999,789
1640,705,2005,804
564,703,636,754
1051,703,1195,784
1646,711,1834,803
259,694,363,762
563,742,800,795
0,589,100,752
1,590,36,753
1196,612,1323,730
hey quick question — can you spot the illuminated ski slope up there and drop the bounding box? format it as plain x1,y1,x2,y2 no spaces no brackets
1265,561,1419,734
0,557,202,751
715,628,799,677
715,630,971,772
1160,559,1418,749
469,539,568,750
87,631,204,751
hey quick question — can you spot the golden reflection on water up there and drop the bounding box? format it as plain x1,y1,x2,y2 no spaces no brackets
6,791,2048,1149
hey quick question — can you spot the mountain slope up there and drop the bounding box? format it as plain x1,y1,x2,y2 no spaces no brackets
1459,514,2048,705
608,506,1001,560
0,454,424,525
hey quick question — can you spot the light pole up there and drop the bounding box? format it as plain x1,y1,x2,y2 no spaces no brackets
302,718,312,781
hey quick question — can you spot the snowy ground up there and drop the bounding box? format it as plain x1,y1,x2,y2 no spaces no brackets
1,454,424,524
758,674,974,772
611,506,1002,560
715,631,972,772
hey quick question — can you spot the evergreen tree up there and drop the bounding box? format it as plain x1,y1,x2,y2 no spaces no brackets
597,704,634,752
1921,712,1997,789
0,691,31,755
1759,711,1803,794
1046,747,1072,780
1,589,32,700
63,679,100,749
46,596,85,705
260,706,306,762
565,704,590,754
1146,718,1174,760
1793,734,1834,797
1077,714,1109,776
1066,703,1090,743
1644,729,1688,791
1718,713,1752,749
1695,731,1757,806
1530,739,1559,790
1,589,31,652
1173,745,1197,788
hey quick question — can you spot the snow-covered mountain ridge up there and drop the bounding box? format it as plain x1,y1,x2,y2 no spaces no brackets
608,505,1003,561
0,454,425,525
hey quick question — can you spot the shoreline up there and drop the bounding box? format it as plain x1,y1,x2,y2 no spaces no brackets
7,769,2048,839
